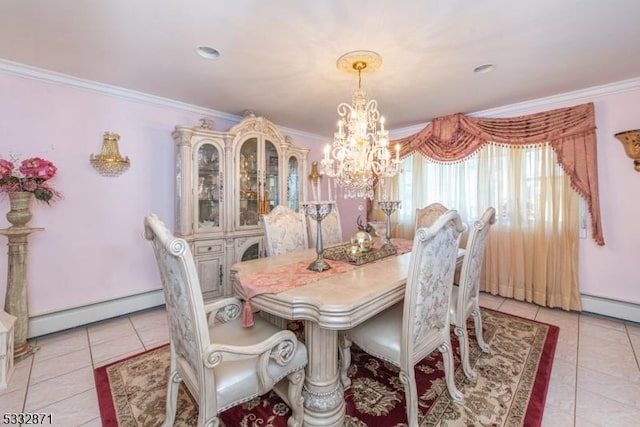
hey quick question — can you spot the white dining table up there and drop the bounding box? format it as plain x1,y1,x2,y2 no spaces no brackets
231,244,464,427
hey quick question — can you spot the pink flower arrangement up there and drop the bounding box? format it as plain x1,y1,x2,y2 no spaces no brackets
0,156,62,204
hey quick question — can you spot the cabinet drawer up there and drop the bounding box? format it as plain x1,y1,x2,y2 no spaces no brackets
194,240,224,255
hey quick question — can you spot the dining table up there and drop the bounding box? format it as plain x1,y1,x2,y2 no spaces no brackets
231,240,464,427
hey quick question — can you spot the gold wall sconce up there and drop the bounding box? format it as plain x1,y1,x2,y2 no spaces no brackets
614,129,640,172
90,132,131,177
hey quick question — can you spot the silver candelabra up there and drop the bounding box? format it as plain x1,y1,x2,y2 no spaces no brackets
376,200,402,246
302,201,335,272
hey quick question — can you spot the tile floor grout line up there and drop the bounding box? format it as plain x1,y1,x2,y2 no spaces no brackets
625,324,640,371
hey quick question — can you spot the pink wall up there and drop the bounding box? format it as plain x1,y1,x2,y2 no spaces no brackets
0,71,325,315
576,89,640,304
0,70,638,319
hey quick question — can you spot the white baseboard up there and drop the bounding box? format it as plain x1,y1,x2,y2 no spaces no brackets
28,290,165,338
26,289,638,339
580,294,640,324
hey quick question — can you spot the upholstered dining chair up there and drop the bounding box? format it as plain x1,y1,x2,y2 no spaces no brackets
306,207,343,247
414,202,449,230
416,202,467,266
261,205,308,257
339,210,467,426
144,214,308,427
450,206,496,381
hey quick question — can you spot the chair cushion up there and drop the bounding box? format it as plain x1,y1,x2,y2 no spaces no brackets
345,303,403,365
211,317,308,411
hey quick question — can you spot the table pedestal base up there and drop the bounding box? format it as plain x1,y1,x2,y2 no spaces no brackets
302,321,345,427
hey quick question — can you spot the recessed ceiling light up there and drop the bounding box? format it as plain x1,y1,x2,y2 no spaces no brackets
196,46,220,59
473,64,494,74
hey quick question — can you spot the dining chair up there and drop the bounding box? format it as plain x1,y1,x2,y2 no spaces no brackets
339,210,467,426
451,206,496,381
414,202,449,230
416,202,468,266
306,207,343,247
261,205,309,257
144,214,308,427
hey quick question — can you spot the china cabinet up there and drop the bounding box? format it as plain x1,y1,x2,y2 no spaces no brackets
173,114,309,298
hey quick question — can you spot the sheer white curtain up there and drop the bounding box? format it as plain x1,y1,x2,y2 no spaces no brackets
395,143,581,311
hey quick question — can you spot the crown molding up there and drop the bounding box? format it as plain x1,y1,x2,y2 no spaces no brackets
3,59,638,143
473,77,640,118
0,59,328,143
390,76,640,139
0,58,242,122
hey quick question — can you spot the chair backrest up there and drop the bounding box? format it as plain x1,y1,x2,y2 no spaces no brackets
415,202,449,230
261,205,308,257
307,208,343,247
454,207,496,322
143,214,210,379
402,210,466,361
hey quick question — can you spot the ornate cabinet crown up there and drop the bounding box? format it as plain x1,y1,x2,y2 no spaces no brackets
172,113,309,299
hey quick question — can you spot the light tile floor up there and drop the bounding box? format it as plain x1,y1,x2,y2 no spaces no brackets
1,293,639,426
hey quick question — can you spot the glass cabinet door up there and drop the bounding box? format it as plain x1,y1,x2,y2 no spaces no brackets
196,143,221,230
241,242,260,261
239,138,259,226
287,155,300,211
263,139,279,214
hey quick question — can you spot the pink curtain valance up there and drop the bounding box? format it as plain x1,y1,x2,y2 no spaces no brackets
393,102,604,245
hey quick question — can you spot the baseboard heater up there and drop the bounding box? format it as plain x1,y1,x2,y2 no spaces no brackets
27,290,638,339
28,289,165,338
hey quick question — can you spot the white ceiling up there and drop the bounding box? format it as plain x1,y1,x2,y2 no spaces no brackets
2,0,640,137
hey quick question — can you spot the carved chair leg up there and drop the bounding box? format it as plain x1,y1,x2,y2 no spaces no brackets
439,341,464,405
472,308,490,352
163,370,180,427
399,369,419,427
286,369,306,427
338,334,353,389
454,325,478,381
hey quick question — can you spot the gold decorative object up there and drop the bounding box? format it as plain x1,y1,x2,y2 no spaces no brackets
350,230,373,253
320,50,401,199
614,129,640,171
309,161,322,183
324,241,397,266
90,132,131,177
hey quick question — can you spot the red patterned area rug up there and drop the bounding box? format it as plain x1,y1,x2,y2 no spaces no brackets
95,308,558,426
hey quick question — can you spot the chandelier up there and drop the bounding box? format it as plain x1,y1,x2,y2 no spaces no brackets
320,50,401,199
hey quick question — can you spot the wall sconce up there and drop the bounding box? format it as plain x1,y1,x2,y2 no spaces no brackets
614,129,640,172
90,132,131,177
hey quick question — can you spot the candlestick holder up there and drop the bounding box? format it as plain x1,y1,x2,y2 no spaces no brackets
302,201,335,272
376,200,402,246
